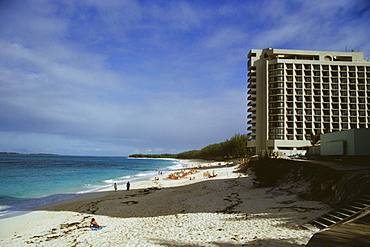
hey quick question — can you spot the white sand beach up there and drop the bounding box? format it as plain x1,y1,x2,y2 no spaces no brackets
0,161,330,246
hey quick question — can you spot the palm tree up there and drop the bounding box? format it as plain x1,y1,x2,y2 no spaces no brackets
310,132,321,146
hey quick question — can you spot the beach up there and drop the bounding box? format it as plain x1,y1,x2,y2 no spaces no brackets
0,161,330,246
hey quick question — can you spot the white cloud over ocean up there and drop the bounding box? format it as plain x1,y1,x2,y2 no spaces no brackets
0,0,369,156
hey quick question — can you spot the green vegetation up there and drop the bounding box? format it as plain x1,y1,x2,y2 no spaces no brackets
0,152,57,155
129,153,177,159
0,152,20,155
129,134,251,161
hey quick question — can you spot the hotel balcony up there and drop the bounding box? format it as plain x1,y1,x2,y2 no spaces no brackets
248,88,257,95
248,112,257,119
248,76,256,82
247,118,256,124
247,100,256,106
248,81,256,88
247,106,256,112
248,71,256,77
248,94,257,101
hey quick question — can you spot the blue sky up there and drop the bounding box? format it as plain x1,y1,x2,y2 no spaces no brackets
0,0,369,156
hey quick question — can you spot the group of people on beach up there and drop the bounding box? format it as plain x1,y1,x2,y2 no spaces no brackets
166,168,198,180
113,181,130,191
203,170,217,179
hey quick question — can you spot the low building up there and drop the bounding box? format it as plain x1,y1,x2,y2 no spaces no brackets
321,128,370,156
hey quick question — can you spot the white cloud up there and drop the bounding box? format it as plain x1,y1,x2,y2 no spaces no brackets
0,0,369,155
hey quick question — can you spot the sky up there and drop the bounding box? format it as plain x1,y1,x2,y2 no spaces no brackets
0,0,369,156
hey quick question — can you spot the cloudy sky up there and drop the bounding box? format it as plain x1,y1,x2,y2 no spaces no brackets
1,0,369,156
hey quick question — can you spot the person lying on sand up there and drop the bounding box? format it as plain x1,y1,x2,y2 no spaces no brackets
90,218,102,229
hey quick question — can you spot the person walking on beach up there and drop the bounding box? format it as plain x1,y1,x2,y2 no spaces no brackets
126,181,130,191
113,182,117,192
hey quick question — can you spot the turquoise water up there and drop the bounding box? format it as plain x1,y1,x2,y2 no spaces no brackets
0,154,183,218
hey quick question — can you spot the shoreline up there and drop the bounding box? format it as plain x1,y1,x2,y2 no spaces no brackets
0,160,330,246
0,158,196,219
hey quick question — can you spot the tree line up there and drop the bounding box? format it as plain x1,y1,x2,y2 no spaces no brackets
129,134,250,161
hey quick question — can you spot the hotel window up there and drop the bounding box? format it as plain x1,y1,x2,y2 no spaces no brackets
304,96,312,102
305,83,312,88
304,77,312,82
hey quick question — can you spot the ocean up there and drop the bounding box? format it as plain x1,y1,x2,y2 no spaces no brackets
0,154,185,219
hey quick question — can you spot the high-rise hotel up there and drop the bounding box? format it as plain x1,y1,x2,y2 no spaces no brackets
246,48,370,156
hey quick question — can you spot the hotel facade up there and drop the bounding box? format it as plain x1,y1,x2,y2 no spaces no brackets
246,48,370,156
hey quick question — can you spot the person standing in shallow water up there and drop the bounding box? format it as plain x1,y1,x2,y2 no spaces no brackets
113,182,117,192
126,181,130,191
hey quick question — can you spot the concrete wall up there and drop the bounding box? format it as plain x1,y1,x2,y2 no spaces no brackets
354,128,370,155
322,141,345,155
